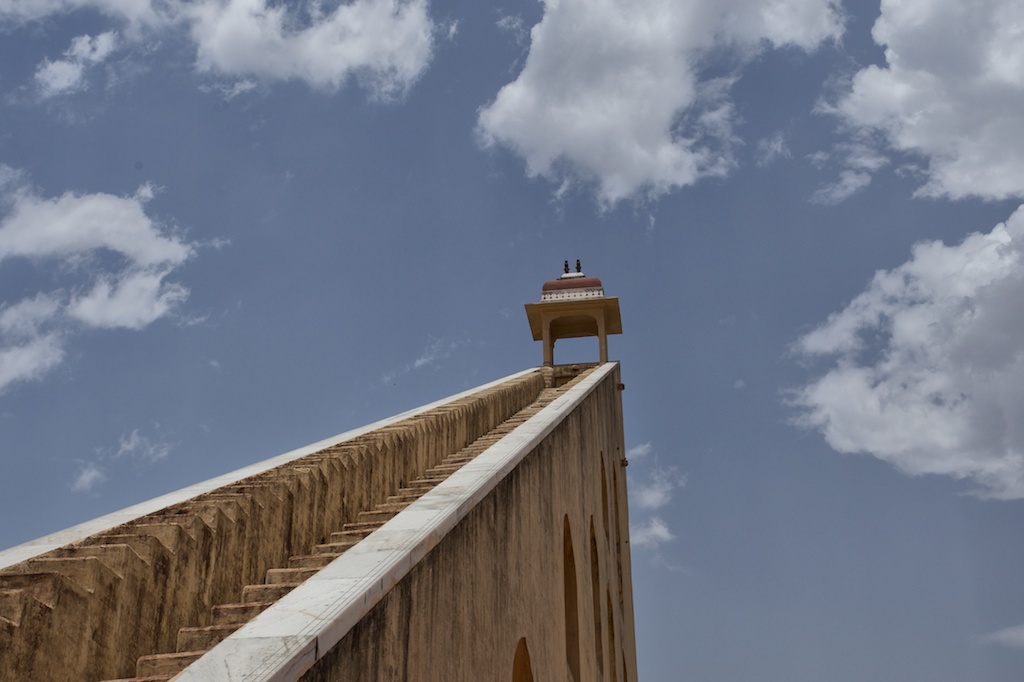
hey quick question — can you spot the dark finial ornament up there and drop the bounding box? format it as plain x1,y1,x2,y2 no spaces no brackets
564,260,570,274
576,259,582,273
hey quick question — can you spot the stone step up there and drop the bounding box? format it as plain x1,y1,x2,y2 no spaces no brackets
311,540,359,556
424,464,461,475
385,493,423,505
340,521,384,534
22,556,118,593
265,567,319,585
410,476,447,486
396,484,434,496
102,676,173,682
370,502,411,513
329,529,373,544
241,583,299,602
0,588,30,627
211,601,275,626
0,571,88,608
355,509,399,524
136,651,205,677
288,553,340,569
176,623,242,652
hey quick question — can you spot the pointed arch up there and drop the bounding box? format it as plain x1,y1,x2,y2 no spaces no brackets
512,638,534,682
600,455,610,541
590,517,604,677
564,515,581,682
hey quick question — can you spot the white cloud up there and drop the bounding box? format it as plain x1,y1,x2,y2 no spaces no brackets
68,269,189,329
630,516,675,549
477,0,843,205
380,336,462,385
631,465,686,510
6,0,435,98
627,442,653,460
810,169,872,204
33,31,119,98
35,60,87,97
0,334,64,394
116,428,171,462
184,0,434,98
827,0,1024,200
0,170,196,392
791,205,1024,499
0,293,62,339
755,132,792,167
980,623,1024,650
70,427,171,492
71,460,105,493
0,183,191,267
0,0,168,30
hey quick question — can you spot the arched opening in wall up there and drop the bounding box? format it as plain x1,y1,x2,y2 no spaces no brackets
607,587,618,682
564,516,581,682
512,638,535,682
612,468,624,611
552,335,599,365
590,518,604,678
600,457,610,541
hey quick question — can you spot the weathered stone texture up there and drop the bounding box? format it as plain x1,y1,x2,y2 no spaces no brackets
0,370,544,682
300,365,637,682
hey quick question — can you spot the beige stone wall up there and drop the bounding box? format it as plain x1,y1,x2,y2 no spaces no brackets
300,365,637,682
0,371,545,682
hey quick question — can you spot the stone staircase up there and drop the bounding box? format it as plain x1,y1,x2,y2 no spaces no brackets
1,369,552,682
99,381,576,682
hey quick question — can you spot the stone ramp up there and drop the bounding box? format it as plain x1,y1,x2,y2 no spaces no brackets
100,382,574,682
0,370,545,682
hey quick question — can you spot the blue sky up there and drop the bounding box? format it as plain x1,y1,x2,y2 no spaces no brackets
2,0,1024,679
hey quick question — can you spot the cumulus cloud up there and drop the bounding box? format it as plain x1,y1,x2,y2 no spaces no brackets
184,0,434,98
626,442,685,553
826,0,1024,200
477,0,844,205
5,0,435,98
630,517,675,549
116,428,171,462
807,140,889,204
0,168,195,393
790,205,1024,499
626,442,653,460
0,0,168,30
34,31,119,98
630,465,686,510
71,460,106,493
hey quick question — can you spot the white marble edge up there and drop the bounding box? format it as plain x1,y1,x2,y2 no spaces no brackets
175,362,618,682
0,368,540,570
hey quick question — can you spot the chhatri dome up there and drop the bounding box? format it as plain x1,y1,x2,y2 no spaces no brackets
540,259,605,302
525,259,622,367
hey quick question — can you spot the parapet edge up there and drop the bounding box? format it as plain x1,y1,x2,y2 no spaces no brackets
0,367,542,570
174,362,620,682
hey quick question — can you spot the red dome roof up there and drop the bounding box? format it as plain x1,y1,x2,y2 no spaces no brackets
542,276,603,291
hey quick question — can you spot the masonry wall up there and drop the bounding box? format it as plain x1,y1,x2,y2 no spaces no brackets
300,365,638,682
0,371,545,682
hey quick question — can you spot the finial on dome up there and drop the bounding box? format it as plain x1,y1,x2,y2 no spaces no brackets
576,259,582,273
564,260,570,274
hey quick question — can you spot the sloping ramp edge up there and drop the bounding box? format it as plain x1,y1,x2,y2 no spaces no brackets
0,368,539,571
173,362,618,682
